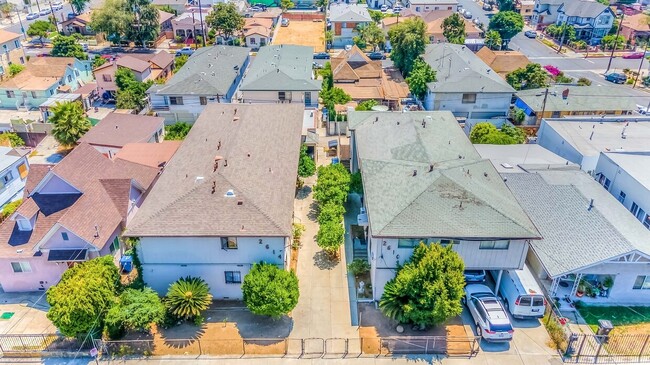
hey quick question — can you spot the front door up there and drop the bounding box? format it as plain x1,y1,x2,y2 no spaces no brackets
304,92,311,106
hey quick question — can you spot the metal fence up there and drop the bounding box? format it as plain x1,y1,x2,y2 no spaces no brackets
0,334,93,355
565,333,650,364
97,336,480,358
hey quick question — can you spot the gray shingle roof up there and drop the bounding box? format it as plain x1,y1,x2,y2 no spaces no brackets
422,44,515,94
516,86,636,113
125,104,304,237
350,111,540,239
504,170,650,278
239,45,322,91
328,3,371,23
147,46,249,96
559,0,609,18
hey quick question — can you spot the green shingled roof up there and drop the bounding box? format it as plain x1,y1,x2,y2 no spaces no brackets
239,45,321,91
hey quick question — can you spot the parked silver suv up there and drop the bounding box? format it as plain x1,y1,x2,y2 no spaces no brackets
463,284,514,342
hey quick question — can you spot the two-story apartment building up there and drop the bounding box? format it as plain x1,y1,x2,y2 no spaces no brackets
404,0,458,12
94,52,174,99
0,142,174,292
239,45,321,108
0,30,25,75
531,0,565,29
555,0,614,43
0,146,29,208
348,111,541,300
0,57,93,110
148,46,250,123
125,104,304,299
172,8,210,41
329,3,372,48
422,44,515,119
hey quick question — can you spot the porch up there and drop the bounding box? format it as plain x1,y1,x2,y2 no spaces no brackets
542,273,616,311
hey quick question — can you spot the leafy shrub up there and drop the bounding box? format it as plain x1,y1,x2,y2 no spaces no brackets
577,77,592,86
347,259,370,277
8,63,24,77
1,199,22,220
165,276,213,320
242,262,299,318
165,122,192,140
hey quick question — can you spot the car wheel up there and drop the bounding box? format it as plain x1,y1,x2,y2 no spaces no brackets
461,296,467,306
476,324,482,337
504,299,509,311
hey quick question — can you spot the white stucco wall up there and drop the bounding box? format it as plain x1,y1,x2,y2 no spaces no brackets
424,91,512,119
536,120,591,170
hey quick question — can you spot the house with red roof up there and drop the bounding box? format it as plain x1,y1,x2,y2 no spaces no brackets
93,51,174,99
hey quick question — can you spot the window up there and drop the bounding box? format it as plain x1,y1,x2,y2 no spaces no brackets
6,90,14,98
31,91,37,98
439,239,460,246
631,202,640,216
250,37,256,44
200,96,207,105
67,75,72,83
603,178,611,190
11,262,31,273
479,241,510,249
398,238,459,248
633,275,650,290
278,91,286,101
110,237,120,253
61,232,69,241
532,297,544,306
14,40,19,48
17,218,31,231
518,296,532,306
17,163,27,179
220,237,238,249
2,171,12,184
19,56,24,64
618,191,626,204
169,96,183,105
551,111,561,118
462,93,477,104
102,74,112,82
225,271,241,284
643,214,650,229
637,208,646,222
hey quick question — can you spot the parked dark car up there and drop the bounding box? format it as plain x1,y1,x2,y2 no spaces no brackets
366,52,385,60
313,52,330,59
604,72,627,84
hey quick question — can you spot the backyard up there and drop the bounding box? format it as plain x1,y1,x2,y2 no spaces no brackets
273,21,326,52
577,304,650,334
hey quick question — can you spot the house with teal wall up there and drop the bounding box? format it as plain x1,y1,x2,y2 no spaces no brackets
0,57,93,110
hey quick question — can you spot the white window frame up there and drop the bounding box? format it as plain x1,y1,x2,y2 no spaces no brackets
479,240,510,250
11,261,31,273
633,275,650,290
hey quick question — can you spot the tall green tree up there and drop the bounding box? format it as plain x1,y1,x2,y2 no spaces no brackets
320,86,351,113
126,0,160,47
442,13,466,44
70,0,91,14
484,30,502,50
388,17,427,76
298,144,316,178
0,3,15,21
105,288,165,338
379,243,465,328
469,122,525,144
488,11,524,45
49,101,91,146
51,35,88,59
498,0,514,11
242,262,299,318
359,22,385,51
506,63,548,90
316,220,345,254
164,122,192,140
313,163,351,206
27,20,56,46
280,0,294,12
114,67,153,110
90,0,159,46
46,257,120,337
165,276,213,320
205,3,245,42
90,0,132,43
317,202,345,225
406,58,436,100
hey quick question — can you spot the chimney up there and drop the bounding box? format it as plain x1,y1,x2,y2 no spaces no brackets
562,88,569,99
428,164,434,172
412,170,417,176
211,181,216,194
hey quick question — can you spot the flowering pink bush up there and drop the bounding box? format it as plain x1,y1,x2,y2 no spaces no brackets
544,65,561,77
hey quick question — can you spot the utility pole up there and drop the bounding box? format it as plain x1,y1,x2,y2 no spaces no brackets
191,9,197,50
605,12,624,74
539,87,549,124
47,0,56,28
557,21,568,54
16,9,25,39
34,0,41,13
197,0,205,47
633,42,648,88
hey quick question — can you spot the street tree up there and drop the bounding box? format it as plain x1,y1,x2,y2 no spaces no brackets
280,0,295,12
27,20,56,46
506,63,548,90
488,11,524,46
51,35,88,59
298,144,316,178
91,0,159,46
442,13,465,44
49,101,91,146
105,288,165,338
70,0,91,14
0,3,15,21
484,30,502,50
405,58,436,100
46,257,120,337
469,122,526,144
388,17,427,76
359,22,385,51
313,163,351,206
205,3,245,42
125,0,160,47
242,262,299,318
165,276,213,320
379,243,465,328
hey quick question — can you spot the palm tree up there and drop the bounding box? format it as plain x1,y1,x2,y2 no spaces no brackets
165,276,213,319
485,30,503,50
49,101,91,147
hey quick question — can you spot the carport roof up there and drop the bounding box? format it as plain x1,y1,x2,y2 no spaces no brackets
503,170,650,278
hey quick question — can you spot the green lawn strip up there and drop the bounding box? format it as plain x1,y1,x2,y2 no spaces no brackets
577,305,650,332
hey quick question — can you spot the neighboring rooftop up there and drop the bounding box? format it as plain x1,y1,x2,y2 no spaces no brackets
475,144,578,173
504,170,650,278
349,111,540,239
126,104,304,237
541,119,650,156
0,147,27,174
476,48,530,78
0,57,79,91
0,29,21,44
558,0,609,18
516,86,637,113
78,113,164,148
602,152,650,189
239,45,321,91
408,0,458,5
422,44,515,94
147,46,249,96
328,3,371,22
621,13,650,32
114,141,182,168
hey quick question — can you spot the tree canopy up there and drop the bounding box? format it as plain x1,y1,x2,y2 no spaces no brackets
126,0,160,47
51,35,88,59
242,262,299,318
298,144,316,178
388,17,427,76
355,100,378,111
442,13,466,45
165,122,192,140
46,256,121,337
320,86,351,113
488,11,524,44
469,122,526,144
0,132,24,147
91,0,159,46
280,0,295,12
484,30,502,50
27,21,56,46
49,101,91,146
115,67,153,111
506,63,548,90
358,22,385,51
205,3,245,41
313,163,351,206
379,243,465,328
406,58,436,100
70,0,91,14
105,288,165,337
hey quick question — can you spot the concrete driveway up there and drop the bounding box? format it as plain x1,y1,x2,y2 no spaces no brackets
0,291,55,335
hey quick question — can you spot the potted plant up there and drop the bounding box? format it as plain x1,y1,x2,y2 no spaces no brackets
603,276,614,290
576,278,586,297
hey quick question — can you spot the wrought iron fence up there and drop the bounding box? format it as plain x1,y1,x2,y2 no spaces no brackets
0,334,93,355
565,333,650,364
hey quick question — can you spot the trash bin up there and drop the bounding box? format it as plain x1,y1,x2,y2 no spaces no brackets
597,319,613,336
120,255,133,273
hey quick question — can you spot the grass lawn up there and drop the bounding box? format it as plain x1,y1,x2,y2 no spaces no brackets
577,305,650,333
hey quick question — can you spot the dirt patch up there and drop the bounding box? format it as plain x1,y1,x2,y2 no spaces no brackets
611,322,650,335
445,316,471,355
273,21,325,52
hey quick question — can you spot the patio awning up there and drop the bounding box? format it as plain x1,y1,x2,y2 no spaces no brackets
47,249,88,262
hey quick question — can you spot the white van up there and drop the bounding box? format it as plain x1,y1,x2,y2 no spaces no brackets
492,266,546,319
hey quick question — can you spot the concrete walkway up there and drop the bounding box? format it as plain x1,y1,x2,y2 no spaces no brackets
289,128,357,340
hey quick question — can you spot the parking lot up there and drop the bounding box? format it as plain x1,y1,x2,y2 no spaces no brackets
273,21,326,52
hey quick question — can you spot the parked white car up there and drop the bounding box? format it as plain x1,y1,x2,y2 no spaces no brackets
491,267,546,319
463,284,514,342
